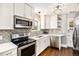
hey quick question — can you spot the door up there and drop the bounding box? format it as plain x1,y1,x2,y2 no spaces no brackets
21,44,35,56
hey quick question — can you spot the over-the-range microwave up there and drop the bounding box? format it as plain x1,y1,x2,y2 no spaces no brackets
14,15,32,29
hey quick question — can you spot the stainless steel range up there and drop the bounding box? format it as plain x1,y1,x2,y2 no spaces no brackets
11,34,36,56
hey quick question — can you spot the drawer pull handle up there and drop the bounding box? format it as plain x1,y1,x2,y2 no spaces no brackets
6,52,12,55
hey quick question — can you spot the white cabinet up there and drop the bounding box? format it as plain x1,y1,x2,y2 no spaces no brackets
0,3,34,30
36,39,42,55
35,36,50,55
40,14,57,29
25,4,32,19
67,31,73,47
0,48,17,56
14,3,34,19
0,42,17,56
41,36,50,51
14,3,25,17
0,3,14,29
46,36,50,46
40,15,45,29
41,15,50,29
45,15,50,29
31,8,35,19
50,15,57,29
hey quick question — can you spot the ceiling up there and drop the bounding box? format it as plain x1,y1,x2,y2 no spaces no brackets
29,3,53,9
28,3,79,15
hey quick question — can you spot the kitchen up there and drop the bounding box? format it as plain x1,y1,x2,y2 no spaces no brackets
0,3,79,56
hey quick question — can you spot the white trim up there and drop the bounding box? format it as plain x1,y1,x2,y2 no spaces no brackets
67,45,73,48
61,44,68,48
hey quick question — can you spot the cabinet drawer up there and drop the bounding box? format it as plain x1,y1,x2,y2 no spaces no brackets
0,49,17,56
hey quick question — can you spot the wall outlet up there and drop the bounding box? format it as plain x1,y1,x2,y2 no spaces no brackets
0,36,3,40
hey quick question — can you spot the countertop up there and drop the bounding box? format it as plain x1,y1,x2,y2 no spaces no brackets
48,33,65,36
29,33,65,40
0,42,17,53
29,34,49,40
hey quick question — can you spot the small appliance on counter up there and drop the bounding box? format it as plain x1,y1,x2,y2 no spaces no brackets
11,34,36,56
42,29,49,34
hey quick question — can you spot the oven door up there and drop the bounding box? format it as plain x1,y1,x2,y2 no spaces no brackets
18,42,36,56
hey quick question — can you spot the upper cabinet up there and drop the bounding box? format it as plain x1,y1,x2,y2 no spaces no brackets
25,4,32,19
0,3,14,29
45,15,50,29
15,3,34,19
0,3,34,30
50,15,57,29
40,14,45,29
14,3,25,17
40,14,57,29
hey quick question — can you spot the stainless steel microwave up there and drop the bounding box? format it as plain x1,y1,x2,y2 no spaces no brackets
14,15,32,29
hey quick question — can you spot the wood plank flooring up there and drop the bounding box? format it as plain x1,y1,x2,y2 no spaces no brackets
39,47,79,56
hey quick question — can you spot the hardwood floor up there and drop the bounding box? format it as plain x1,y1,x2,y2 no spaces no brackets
39,47,79,56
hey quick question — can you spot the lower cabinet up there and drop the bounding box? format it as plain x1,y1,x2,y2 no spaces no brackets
0,48,17,56
67,32,73,47
36,36,50,56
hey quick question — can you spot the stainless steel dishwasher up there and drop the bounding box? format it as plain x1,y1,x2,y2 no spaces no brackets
50,36,59,48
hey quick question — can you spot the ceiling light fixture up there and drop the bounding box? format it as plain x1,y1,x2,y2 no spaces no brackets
53,3,63,15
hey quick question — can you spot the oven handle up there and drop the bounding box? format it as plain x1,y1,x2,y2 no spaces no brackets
18,42,36,56
19,42,35,49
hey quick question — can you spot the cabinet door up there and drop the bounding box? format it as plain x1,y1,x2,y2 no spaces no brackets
46,36,50,46
36,39,41,55
40,37,46,52
67,32,73,47
40,37,49,53
0,48,17,56
45,15,50,29
50,15,57,29
0,3,14,29
25,4,32,19
31,8,35,19
14,3,25,17
40,15,45,29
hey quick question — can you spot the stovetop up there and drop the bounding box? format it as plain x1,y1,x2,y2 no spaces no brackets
17,39,35,47
11,36,36,47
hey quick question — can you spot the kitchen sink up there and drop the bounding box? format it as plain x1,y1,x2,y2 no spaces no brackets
35,35,43,38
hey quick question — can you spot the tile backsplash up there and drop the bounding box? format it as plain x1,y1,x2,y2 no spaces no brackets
0,29,44,41
29,30,43,37
0,29,31,41
0,30,12,41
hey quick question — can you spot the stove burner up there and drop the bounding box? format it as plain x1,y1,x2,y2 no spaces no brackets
11,36,36,47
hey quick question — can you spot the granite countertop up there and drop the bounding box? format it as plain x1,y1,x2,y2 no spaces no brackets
29,33,65,40
0,42,17,53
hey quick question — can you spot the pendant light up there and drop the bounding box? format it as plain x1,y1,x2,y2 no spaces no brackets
53,3,63,15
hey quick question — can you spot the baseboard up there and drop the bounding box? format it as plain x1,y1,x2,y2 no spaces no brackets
67,45,73,48
61,44,68,48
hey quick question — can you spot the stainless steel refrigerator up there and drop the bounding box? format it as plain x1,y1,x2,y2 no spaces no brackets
73,24,79,50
